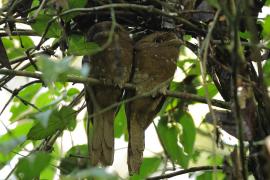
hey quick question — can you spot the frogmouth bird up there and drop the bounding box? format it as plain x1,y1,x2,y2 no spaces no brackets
126,32,181,174
83,21,133,166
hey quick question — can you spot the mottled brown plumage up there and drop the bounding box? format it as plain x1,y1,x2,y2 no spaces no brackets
126,32,181,174
84,21,133,166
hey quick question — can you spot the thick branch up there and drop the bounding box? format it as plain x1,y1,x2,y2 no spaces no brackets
0,69,230,109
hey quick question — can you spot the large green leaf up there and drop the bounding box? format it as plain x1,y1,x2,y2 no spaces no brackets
157,117,187,167
27,106,76,140
157,112,196,168
15,152,52,180
67,34,101,56
31,14,61,38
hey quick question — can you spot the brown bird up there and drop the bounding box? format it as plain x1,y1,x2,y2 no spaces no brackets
83,21,133,166
126,32,181,174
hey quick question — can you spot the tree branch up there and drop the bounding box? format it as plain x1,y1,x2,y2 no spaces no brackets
59,3,202,32
0,30,38,37
146,165,223,179
0,69,230,109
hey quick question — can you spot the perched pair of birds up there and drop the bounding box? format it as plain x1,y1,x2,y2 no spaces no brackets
83,21,181,174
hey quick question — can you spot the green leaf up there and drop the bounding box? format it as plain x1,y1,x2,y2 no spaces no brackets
114,105,127,138
67,34,101,56
67,88,80,97
206,0,220,8
31,0,40,7
68,0,87,8
177,59,200,76
183,35,192,41
263,60,270,86
19,36,35,48
34,109,53,127
34,91,55,109
0,136,26,155
10,83,42,121
131,157,162,180
62,0,87,21
263,15,270,40
27,106,76,140
157,118,186,166
40,145,60,179
239,31,251,40
59,145,89,175
16,83,42,102
2,36,34,59
196,171,225,180
197,83,218,99
15,152,52,180
177,112,196,156
24,65,36,72
157,112,195,168
62,167,118,180
65,144,88,157
40,165,57,180
10,96,33,121
31,14,61,38
0,122,33,168
38,56,80,85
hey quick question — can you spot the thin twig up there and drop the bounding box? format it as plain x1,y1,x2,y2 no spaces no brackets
0,30,38,36
147,166,223,180
0,80,42,116
1,86,41,111
199,10,221,180
230,1,248,179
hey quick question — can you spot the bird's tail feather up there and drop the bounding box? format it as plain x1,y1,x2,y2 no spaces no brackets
90,111,115,166
128,113,145,174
